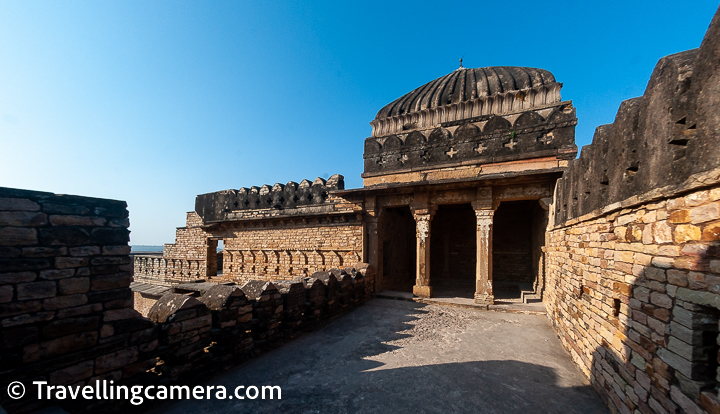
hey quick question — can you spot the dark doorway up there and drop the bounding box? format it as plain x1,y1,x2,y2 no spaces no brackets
206,238,224,277
379,207,416,292
492,200,546,301
430,204,476,298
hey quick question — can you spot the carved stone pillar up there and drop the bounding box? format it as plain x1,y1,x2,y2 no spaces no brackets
412,209,435,298
474,209,495,305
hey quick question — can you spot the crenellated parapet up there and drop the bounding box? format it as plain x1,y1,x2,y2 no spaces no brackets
195,174,356,223
363,104,577,177
552,39,720,225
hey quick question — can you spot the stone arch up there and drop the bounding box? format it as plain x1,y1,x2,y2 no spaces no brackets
364,138,381,154
428,127,452,142
513,111,545,128
404,130,427,147
382,135,403,151
483,115,512,133
454,122,481,141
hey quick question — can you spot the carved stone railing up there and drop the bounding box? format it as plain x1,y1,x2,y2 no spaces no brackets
132,254,203,284
222,248,362,281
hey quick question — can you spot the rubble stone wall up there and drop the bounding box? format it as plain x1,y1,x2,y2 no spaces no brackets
544,9,720,414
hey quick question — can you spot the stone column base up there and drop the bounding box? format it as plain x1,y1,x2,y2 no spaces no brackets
413,285,432,298
474,293,494,305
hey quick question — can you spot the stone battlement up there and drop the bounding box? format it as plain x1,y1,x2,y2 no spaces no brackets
194,174,351,223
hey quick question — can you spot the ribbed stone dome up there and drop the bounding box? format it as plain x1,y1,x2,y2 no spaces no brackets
370,66,562,137
376,67,557,120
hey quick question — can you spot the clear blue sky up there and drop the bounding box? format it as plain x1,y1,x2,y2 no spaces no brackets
1,1,717,245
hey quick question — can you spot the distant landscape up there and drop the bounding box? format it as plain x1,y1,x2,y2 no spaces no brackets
131,245,164,252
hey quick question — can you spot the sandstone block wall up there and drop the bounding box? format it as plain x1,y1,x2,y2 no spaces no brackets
545,8,720,414
546,188,720,413
134,174,365,286
0,187,153,413
221,219,363,283
1,185,374,413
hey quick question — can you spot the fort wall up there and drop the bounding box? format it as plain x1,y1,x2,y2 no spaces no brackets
0,186,374,413
544,9,720,413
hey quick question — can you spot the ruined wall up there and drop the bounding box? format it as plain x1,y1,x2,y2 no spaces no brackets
545,9,720,414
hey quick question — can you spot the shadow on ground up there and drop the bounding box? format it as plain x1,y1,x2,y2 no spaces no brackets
150,299,606,414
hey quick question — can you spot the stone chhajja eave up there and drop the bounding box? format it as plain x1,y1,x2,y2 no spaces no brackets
370,84,563,138
200,205,364,227
336,169,564,197
550,164,720,231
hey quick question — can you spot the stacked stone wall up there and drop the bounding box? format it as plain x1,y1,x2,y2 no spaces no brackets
0,185,375,413
0,187,150,413
133,216,364,285
134,174,364,286
221,220,363,283
545,8,720,414
546,187,720,413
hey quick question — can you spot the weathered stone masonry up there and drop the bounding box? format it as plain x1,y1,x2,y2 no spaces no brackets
134,174,364,287
135,64,579,308
0,186,373,413
545,8,720,414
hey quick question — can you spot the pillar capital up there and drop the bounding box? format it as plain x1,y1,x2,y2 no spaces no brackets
411,192,437,219
414,214,432,243
474,209,495,224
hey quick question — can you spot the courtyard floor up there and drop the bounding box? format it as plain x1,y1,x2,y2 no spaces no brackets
151,298,607,414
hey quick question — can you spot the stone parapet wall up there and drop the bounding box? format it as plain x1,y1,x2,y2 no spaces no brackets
221,219,363,283
546,186,720,413
136,212,364,285
544,9,720,414
195,174,355,224
0,187,145,413
0,185,374,413
132,254,203,285
552,7,720,226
